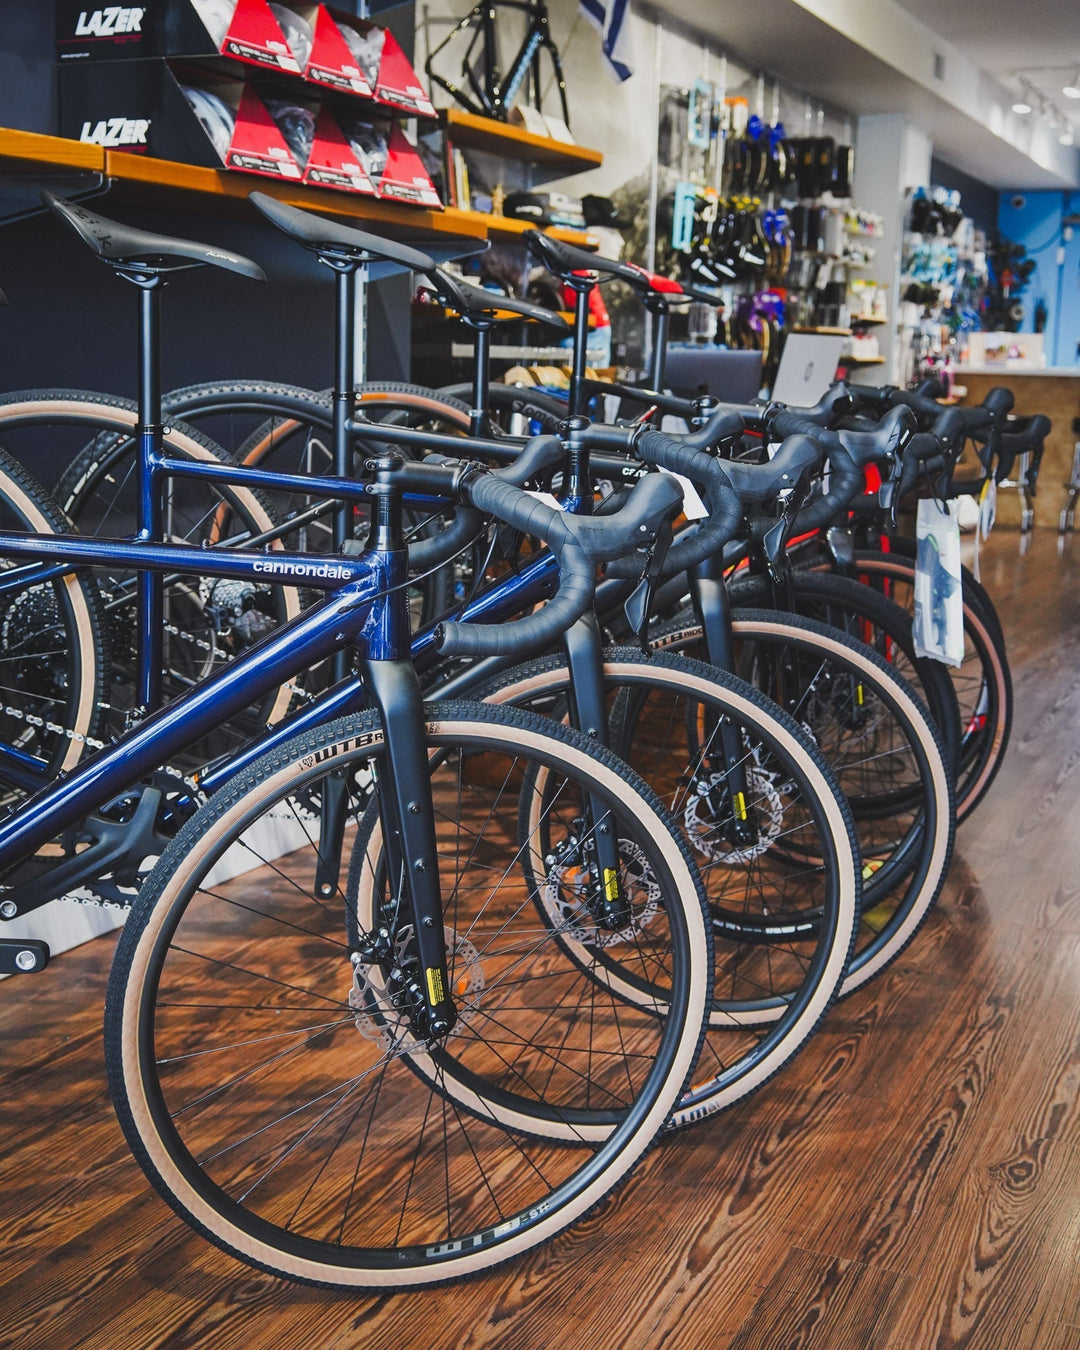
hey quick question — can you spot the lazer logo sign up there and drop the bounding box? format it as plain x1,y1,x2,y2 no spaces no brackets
79,117,150,146
251,559,352,580
74,7,145,36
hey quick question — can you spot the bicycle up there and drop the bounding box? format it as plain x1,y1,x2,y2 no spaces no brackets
0,210,733,1290
2,190,874,1155
424,0,570,126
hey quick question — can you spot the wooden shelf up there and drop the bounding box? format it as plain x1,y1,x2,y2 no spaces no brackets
0,127,104,174
842,355,887,366
440,108,603,174
851,314,888,326
0,129,598,248
793,326,853,337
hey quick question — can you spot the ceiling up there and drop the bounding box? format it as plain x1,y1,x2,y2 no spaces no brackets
894,0,1080,139
648,0,1080,189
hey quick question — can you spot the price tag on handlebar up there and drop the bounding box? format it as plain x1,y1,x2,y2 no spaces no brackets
659,470,709,520
525,490,562,511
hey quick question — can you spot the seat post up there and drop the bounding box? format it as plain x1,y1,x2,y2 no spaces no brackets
645,297,670,391
332,259,361,549
134,273,166,713
469,318,494,437
567,279,594,418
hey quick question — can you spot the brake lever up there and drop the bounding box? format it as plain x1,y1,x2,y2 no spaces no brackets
762,466,814,584
622,517,674,654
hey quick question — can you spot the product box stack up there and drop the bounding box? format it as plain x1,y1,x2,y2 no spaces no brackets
57,0,442,206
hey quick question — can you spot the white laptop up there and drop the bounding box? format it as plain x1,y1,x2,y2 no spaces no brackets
771,333,845,407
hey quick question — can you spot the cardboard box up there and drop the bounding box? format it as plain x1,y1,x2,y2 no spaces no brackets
60,59,304,180
336,112,441,207
301,103,378,195
57,0,303,74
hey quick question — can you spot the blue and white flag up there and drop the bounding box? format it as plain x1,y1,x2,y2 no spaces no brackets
579,0,634,83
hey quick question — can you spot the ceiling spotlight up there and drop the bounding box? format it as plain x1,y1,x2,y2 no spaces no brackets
1060,126,1075,146
1064,72,1080,99
1013,98,1032,114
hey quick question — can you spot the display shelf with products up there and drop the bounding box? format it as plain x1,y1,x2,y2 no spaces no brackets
0,128,598,248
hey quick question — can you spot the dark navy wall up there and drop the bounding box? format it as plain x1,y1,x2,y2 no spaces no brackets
997,190,1080,368
929,156,999,236
0,1,417,493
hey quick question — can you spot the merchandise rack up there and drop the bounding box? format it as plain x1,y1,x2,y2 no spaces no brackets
0,128,599,248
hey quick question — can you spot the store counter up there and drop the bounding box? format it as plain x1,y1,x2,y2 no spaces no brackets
954,366,1080,526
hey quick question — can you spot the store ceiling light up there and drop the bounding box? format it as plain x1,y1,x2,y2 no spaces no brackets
1060,126,1075,146
1012,99,1033,114
1064,75,1080,99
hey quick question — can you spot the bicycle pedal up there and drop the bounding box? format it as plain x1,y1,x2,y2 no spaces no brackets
0,938,50,975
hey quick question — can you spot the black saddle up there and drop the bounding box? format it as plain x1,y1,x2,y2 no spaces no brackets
43,192,265,281
249,191,438,274
424,269,568,330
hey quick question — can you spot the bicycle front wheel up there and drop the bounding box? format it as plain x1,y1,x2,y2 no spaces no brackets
104,702,711,1289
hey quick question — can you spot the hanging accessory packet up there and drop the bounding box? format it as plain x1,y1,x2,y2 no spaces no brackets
913,496,964,668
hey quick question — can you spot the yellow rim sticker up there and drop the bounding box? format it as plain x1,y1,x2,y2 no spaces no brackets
603,867,619,902
426,967,445,1005
861,858,884,880
733,790,748,821
856,683,865,707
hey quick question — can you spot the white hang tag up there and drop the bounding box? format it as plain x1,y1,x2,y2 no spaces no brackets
661,469,709,520
524,490,562,511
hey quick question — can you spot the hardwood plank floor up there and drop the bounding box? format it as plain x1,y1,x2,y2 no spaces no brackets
2,524,1079,1349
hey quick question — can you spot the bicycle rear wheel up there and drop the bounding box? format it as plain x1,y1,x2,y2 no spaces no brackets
0,390,303,768
105,702,711,1288
0,444,107,803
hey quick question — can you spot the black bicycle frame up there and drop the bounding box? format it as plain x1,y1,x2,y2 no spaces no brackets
426,0,570,126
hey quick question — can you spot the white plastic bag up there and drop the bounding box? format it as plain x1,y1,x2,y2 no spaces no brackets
913,497,964,667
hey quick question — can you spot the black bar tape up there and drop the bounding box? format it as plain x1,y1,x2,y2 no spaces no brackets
407,505,484,571
605,427,742,578
488,434,563,486
435,537,592,658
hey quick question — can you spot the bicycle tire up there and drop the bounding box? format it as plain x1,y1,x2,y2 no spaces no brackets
843,550,1010,821
0,443,108,797
730,569,963,773
104,701,712,1288
647,610,955,996
436,381,567,434
0,391,303,767
462,648,861,1127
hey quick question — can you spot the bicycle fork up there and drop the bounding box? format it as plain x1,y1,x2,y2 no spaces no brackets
356,656,457,1041
562,614,631,930
687,558,757,847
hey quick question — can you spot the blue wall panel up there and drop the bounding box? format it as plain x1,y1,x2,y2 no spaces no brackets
997,190,1080,368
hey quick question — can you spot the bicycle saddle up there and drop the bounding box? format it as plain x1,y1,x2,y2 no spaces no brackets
249,191,436,273
525,229,643,289
43,192,265,281
423,268,568,329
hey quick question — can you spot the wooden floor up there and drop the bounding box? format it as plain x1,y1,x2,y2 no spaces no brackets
3,524,1080,1349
